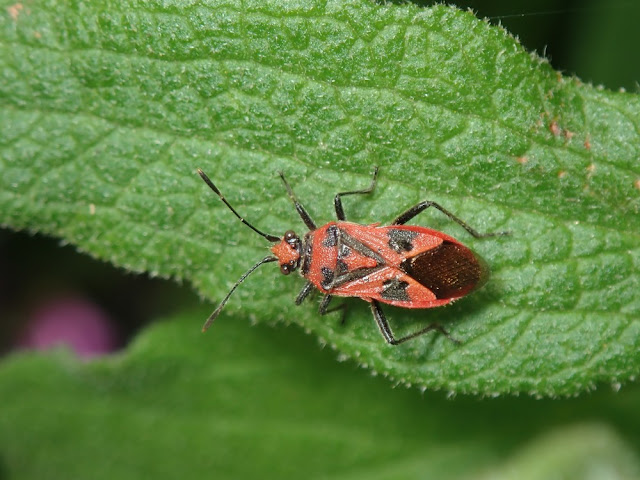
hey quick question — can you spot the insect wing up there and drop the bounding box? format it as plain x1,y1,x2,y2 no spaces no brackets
327,224,486,308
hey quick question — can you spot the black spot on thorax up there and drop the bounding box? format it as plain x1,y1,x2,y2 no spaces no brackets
336,259,349,275
323,225,339,247
321,267,334,289
301,236,313,275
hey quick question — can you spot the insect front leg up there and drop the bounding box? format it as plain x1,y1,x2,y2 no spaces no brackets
392,201,508,238
278,172,317,230
334,166,379,220
370,300,460,346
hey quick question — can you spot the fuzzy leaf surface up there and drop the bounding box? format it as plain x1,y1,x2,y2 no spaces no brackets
1,0,639,395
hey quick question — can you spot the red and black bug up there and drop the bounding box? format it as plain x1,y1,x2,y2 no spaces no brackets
197,167,506,345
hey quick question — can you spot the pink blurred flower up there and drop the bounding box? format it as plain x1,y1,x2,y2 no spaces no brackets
18,297,119,359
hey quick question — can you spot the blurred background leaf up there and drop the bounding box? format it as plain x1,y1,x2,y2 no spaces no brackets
1,310,640,479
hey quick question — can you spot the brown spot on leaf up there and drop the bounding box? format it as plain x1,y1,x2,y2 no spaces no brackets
7,3,23,20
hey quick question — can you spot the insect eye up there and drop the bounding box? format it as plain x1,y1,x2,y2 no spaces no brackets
284,230,296,241
280,263,291,275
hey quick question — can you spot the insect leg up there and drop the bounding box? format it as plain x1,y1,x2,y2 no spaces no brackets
334,166,379,221
370,300,460,345
295,281,314,305
392,201,508,238
279,172,317,230
319,294,333,314
319,294,349,325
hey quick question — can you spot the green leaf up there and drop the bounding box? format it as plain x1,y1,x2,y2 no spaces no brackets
1,0,639,396
1,310,640,479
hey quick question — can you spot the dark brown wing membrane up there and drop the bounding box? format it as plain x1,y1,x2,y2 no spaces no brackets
400,241,487,299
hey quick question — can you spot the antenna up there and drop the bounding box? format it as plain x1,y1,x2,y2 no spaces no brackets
201,256,278,332
197,169,280,243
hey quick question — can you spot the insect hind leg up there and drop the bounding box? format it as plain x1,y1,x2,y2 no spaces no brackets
334,166,379,221
370,300,460,345
392,200,508,238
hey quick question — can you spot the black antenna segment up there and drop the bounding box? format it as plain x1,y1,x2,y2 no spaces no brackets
201,255,278,332
197,169,281,243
